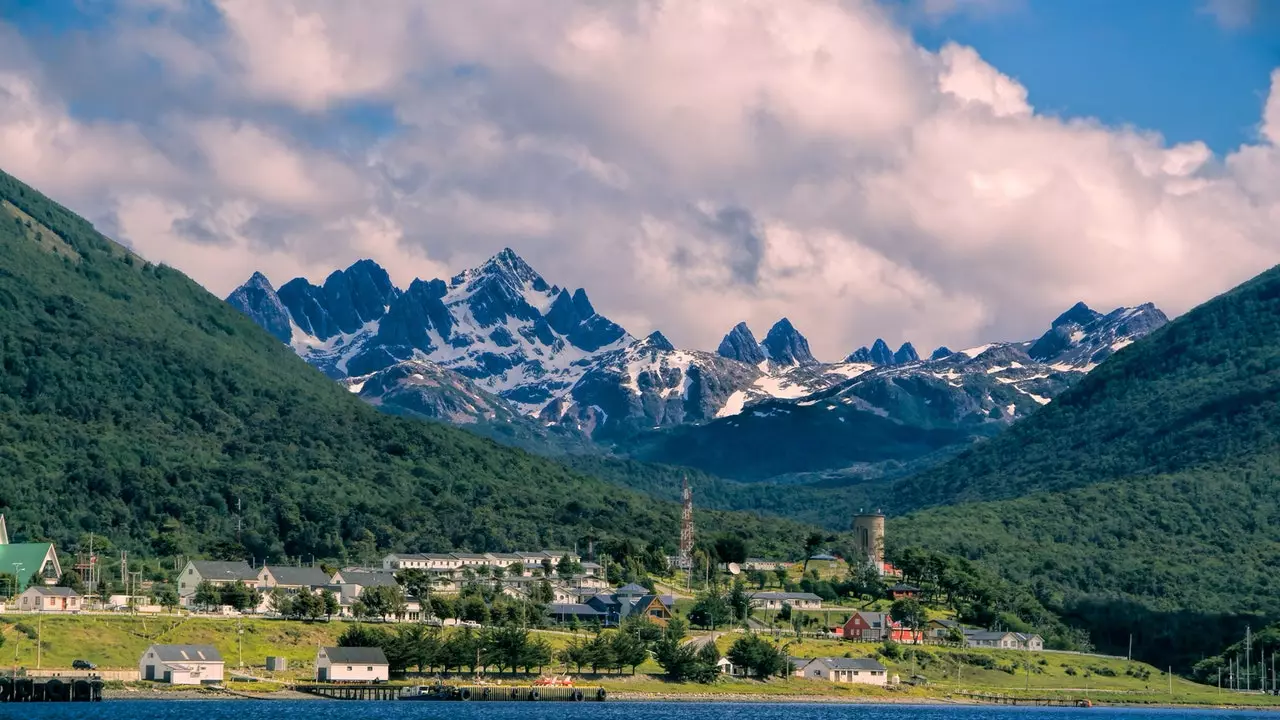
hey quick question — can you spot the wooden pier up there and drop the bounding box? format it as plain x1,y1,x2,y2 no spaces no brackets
295,683,402,701
294,683,607,702
957,692,1090,707
0,677,104,702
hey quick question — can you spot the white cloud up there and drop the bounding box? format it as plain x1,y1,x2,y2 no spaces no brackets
1,2,1280,360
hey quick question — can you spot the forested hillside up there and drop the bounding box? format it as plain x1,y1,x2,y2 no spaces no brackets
0,169,811,561
890,263,1280,666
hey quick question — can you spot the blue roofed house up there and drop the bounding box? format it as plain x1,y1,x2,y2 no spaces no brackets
581,584,673,627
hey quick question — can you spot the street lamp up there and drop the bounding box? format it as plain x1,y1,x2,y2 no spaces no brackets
10,563,23,600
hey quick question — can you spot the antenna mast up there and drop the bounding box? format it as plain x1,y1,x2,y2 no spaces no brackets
678,476,694,569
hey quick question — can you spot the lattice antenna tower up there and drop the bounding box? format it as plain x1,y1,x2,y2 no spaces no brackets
679,476,694,568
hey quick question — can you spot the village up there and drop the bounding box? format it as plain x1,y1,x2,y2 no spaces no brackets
0,508,1053,691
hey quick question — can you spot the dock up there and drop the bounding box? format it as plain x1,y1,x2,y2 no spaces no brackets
294,683,607,702
0,676,105,702
956,692,1090,707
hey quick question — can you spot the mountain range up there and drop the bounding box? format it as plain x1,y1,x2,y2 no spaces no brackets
229,251,1168,482
0,167,808,561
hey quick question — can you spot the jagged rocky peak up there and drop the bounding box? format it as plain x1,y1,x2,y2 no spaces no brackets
846,338,913,366
868,339,895,366
761,318,817,367
637,330,676,353
462,247,549,293
930,346,954,361
226,272,292,344
321,259,399,335
717,322,767,365
894,342,920,364
1052,301,1103,328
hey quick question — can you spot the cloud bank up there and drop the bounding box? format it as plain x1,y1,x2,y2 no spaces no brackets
1,0,1278,359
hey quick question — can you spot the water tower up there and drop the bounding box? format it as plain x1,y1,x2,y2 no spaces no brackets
853,509,885,568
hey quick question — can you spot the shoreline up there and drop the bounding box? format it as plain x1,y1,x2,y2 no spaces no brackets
98,687,1280,710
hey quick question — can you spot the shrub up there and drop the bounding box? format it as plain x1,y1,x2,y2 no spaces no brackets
14,623,37,640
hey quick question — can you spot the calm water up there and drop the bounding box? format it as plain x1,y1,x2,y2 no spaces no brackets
0,704,1274,720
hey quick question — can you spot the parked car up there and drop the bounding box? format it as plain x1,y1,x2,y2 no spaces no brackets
71,660,96,670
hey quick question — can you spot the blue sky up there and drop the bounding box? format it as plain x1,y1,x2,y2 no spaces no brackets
1,0,1279,356
904,0,1280,153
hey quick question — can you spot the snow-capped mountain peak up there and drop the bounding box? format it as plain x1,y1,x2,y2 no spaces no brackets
761,318,818,367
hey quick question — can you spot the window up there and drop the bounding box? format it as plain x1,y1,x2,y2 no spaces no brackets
347,666,353,671
367,666,373,671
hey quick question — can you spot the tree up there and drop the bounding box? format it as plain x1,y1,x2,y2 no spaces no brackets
773,567,789,589
507,562,525,579
56,572,85,593
802,533,826,573
610,631,649,674
584,633,615,674
219,581,255,612
558,638,589,674
461,595,489,625
524,637,553,674
154,584,179,611
557,553,583,583
320,589,340,620
727,634,789,679
713,536,748,565
267,588,293,617
689,591,731,629
395,569,433,602
728,580,752,623
430,595,457,622
193,580,221,610
891,598,926,643
394,624,439,672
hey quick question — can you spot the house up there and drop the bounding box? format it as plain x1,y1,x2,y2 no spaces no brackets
17,586,80,612
716,657,746,676
967,631,1026,649
316,647,389,683
0,516,62,592
798,657,888,686
925,619,972,644
260,565,331,591
1014,633,1045,651
579,561,603,577
750,592,822,611
139,644,225,685
743,558,790,572
582,584,673,627
889,583,922,600
381,553,429,571
547,603,606,624
841,611,893,642
177,560,262,605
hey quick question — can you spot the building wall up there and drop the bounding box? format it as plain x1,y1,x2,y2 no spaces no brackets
318,659,389,682
804,663,887,686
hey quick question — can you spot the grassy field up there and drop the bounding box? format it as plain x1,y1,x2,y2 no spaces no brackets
8,615,1280,707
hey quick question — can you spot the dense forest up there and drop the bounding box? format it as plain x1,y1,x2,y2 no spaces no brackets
889,262,1280,666
0,168,815,562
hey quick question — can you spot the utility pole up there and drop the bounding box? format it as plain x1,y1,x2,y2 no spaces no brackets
237,616,244,668
1168,666,1173,697
1128,633,1132,662
36,614,41,669
236,497,242,544
1247,627,1253,692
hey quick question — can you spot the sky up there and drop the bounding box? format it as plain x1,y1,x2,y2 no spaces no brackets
1,0,1279,360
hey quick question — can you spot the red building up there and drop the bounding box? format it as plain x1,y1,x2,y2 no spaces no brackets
840,611,893,641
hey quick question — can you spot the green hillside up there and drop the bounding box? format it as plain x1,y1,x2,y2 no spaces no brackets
891,263,1280,666
0,168,810,560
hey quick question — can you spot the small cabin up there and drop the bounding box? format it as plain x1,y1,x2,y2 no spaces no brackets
316,646,389,683
139,644,225,685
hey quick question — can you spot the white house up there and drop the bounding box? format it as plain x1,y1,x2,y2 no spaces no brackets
17,586,80,612
177,560,262,605
799,657,888,686
966,631,1043,650
316,646,389,682
716,657,746,677
139,644,225,685
749,591,823,610
260,565,331,591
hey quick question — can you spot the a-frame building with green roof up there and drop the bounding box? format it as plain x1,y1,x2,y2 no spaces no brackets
0,515,61,593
